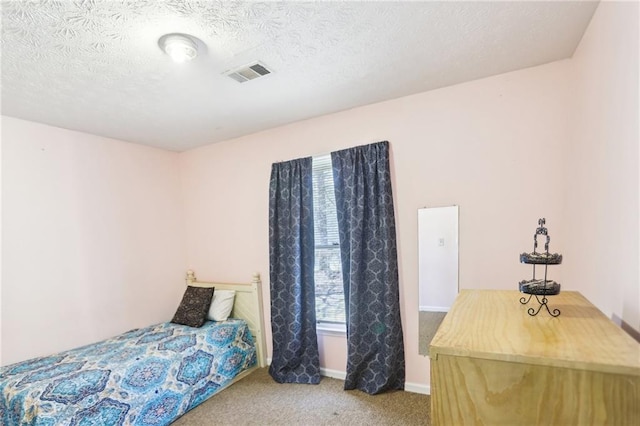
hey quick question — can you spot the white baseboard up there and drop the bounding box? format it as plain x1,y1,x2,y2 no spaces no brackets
267,359,430,395
419,306,449,313
404,381,430,395
320,367,346,380
321,367,430,395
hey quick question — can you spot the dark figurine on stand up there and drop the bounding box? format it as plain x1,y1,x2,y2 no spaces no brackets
519,218,562,317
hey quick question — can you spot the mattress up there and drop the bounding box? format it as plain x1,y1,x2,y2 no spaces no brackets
0,319,256,425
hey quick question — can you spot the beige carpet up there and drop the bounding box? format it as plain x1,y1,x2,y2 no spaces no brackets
173,367,431,425
419,311,447,356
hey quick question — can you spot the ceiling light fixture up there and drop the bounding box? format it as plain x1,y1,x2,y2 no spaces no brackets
158,33,199,63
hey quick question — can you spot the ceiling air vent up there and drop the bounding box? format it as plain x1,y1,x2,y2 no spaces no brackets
225,62,272,83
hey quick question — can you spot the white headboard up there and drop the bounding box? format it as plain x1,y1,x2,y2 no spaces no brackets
185,270,267,368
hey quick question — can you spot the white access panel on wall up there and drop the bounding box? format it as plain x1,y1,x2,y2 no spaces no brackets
418,205,459,312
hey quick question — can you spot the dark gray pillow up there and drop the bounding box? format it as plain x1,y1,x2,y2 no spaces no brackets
171,286,214,327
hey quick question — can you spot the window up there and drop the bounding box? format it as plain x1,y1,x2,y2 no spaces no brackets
312,155,346,325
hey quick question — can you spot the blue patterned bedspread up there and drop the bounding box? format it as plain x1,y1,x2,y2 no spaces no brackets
0,319,256,425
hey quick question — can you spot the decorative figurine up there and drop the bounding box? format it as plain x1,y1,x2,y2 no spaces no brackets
519,218,562,317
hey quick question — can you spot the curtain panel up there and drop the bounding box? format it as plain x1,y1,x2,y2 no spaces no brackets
268,158,321,384
331,141,405,394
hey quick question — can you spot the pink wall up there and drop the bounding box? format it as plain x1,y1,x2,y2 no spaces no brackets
1,117,186,365
564,1,639,334
2,0,635,390
179,59,571,388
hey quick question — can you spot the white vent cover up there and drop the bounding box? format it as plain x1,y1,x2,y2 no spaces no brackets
225,62,272,83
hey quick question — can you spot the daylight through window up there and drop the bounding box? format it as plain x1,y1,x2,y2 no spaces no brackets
312,155,346,324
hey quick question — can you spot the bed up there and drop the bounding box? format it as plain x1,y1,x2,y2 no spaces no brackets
0,271,266,426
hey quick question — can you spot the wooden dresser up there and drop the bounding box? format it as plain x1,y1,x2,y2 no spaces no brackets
429,290,640,425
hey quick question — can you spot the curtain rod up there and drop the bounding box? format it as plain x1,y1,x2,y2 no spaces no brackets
274,140,389,164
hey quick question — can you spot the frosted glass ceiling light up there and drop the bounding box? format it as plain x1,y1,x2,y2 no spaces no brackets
159,33,199,63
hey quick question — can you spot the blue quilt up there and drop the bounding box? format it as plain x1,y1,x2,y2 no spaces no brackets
0,319,256,425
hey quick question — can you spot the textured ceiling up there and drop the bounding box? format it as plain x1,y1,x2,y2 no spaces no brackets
1,1,599,152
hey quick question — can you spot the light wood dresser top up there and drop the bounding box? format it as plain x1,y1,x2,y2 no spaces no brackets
430,290,640,376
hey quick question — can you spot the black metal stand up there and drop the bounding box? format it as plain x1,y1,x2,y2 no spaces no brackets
519,293,561,317
518,218,562,317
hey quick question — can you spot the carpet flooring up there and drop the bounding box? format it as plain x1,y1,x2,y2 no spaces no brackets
172,367,431,425
419,311,446,356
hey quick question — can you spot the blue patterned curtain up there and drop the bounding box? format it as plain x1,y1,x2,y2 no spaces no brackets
268,158,321,384
331,141,405,394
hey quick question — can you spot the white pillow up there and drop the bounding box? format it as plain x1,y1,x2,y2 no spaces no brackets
207,290,236,321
